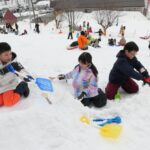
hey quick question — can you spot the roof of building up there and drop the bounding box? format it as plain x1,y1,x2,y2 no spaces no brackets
51,0,145,10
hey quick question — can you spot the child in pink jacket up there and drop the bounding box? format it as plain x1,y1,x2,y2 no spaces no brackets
58,52,107,108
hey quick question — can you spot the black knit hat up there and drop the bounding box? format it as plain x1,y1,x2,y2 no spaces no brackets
0,42,11,54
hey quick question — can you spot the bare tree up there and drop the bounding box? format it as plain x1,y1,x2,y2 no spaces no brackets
94,10,120,35
53,11,65,29
55,0,83,30
63,10,83,27
30,0,36,21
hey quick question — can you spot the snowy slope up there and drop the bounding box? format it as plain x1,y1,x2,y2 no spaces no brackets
0,11,150,150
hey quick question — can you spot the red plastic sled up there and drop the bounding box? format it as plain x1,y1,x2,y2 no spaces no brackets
67,46,78,50
140,36,150,40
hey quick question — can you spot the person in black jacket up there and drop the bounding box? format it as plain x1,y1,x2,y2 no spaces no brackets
95,29,103,40
35,23,40,34
15,23,19,32
105,41,150,100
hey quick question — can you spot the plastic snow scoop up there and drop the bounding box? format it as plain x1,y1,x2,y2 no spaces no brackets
80,116,121,126
80,116,123,139
100,124,123,139
35,77,53,92
6,64,53,104
7,66,54,92
41,93,52,104
20,73,53,104
15,71,54,92
93,116,122,126
80,116,91,124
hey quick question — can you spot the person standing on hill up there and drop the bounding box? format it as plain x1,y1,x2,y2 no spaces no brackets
35,23,40,34
67,25,73,39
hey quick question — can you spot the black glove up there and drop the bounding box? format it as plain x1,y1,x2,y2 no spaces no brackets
11,62,24,71
141,70,149,78
77,92,87,100
58,74,65,80
0,62,24,75
23,75,34,82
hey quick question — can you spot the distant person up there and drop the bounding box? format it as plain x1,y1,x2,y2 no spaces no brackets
83,21,86,28
87,22,90,30
15,23,19,32
108,38,116,46
0,10,3,23
119,25,125,36
20,29,27,36
118,33,126,46
78,31,89,50
67,25,73,39
95,29,103,40
79,25,82,31
70,41,78,47
35,23,40,33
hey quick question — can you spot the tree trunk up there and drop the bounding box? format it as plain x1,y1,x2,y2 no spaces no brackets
103,27,107,36
30,0,36,22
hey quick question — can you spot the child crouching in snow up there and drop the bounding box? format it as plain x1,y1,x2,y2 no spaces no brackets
57,52,107,108
0,42,30,107
105,42,150,100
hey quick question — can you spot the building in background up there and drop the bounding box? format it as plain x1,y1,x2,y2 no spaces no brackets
51,0,145,12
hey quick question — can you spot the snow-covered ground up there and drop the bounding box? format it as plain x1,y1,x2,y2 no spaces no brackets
0,11,150,150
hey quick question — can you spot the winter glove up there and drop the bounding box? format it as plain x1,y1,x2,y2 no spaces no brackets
6,64,15,73
77,92,87,100
0,62,24,75
11,62,24,71
23,75,34,82
143,77,150,86
141,70,149,78
58,74,66,80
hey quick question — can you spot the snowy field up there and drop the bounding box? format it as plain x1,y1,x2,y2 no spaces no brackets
0,11,150,150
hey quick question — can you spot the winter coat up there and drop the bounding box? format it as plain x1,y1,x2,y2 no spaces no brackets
78,35,88,49
69,26,73,33
87,37,95,45
65,65,99,98
109,50,145,85
0,52,24,94
118,37,126,46
95,29,103,36
35,24,40,33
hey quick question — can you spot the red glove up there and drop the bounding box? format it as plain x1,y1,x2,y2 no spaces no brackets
144,77,150,85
